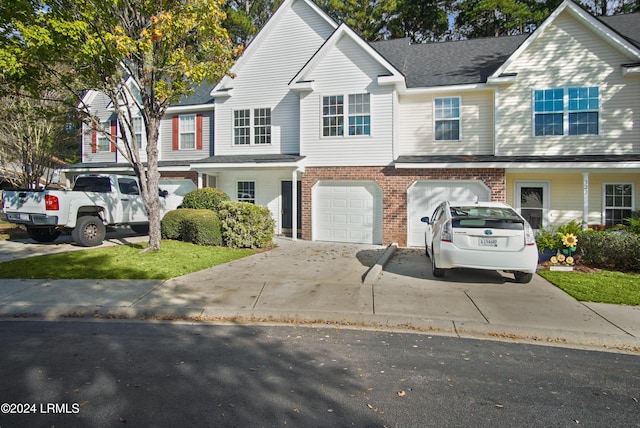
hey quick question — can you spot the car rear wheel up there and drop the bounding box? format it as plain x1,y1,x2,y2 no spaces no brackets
514,271,533,283
26,227,61,243
72,216,106,247
431,246,445,278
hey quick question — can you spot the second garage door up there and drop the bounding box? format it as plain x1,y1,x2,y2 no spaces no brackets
313,181,382,244
407,180,491,247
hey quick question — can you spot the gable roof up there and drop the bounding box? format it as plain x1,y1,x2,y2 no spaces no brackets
370,35,528,88
289,23,405,90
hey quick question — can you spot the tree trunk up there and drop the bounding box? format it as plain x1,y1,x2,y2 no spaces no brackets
143,116,162,251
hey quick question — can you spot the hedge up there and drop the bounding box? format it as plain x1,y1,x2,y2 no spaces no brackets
161,208,222,246
218,201,275,248
578,230,640,272
181,187,230,211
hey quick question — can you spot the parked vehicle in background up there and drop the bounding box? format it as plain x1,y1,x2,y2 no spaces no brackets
421,201,538,283
1,174,195,246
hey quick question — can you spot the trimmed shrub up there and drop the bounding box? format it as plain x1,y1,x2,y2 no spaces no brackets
218,201,275,248
579,230,640,272
181,187,230,211
161,209,191,240
161,208,222,246
180,209,223,246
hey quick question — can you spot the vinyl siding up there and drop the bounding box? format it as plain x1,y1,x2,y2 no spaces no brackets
159,111,213,161
398,90,495,156
300,36,394,166
497,11,640,156
507,172,640,227
82,91,118,163
214,0,335,156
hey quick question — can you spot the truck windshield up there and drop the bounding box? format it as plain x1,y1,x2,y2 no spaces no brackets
72,177,112,193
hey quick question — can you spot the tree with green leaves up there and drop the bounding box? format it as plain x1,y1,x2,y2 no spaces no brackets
454,0,557,38
387,0,452,42
1,0,236,251
0,92,78,189
317,0,398,41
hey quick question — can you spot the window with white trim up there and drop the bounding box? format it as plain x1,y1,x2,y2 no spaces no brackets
322,94,370,137
133,116,146,148
179,114,196,149
97,121,111,152
434,97,460,141
237,181,255,204
234,108,271,145
604,183,633,226
534,87,599,136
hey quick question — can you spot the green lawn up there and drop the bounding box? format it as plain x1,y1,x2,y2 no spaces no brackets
0,240,254,280
538,270,640,306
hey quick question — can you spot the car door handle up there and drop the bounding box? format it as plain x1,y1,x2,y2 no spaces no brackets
121,198,130,202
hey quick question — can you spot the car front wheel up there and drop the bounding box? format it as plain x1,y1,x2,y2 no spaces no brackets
431,246,445,278
514,271,533,283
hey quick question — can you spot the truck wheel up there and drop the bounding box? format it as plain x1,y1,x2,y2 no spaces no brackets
72,216,106,247
27,227,61,243
130,224,149,235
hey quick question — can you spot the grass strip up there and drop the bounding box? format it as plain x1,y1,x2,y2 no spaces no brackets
538,270,640,306
0,240,254,280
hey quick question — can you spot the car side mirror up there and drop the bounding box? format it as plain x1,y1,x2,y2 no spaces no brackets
420,216,430,224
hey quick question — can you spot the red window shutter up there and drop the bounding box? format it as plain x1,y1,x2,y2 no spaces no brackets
91,126,97,153
172,116,179,150
110,120,117,152
196,114,203,150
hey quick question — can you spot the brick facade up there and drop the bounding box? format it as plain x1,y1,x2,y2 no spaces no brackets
159,171,199,186
302,166,506,246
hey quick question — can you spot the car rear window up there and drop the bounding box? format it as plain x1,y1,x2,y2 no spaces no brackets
450,206,523,230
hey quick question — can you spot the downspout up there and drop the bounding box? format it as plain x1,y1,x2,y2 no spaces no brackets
583,172,589,229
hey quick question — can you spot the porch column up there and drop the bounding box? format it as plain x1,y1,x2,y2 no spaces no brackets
292,169,298,241
583,172,589,229
197,172,203,189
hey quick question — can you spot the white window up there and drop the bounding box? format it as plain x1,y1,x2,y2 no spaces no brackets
234,108,271,145
97,121,111,152
237,181,255,204
179,114,196,149
604,183,633,226
133,116,145,147
434,97,460,141
322,94,370,137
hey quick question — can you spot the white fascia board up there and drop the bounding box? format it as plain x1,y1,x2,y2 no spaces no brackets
622,64,640,77
400,83,490,95
395,161,640,170
191,162,302,170
166,104,215,114
212,0,338,96
290,80,315,92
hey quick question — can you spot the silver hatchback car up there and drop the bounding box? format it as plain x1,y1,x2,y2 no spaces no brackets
421,201,539,283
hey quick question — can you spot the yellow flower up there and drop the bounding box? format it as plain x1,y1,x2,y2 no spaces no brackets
557,254,566,262
566,256,574,265
562,234,578,248
550,256,558,264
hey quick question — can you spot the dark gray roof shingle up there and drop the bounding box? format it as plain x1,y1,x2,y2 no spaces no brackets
599,11,640,49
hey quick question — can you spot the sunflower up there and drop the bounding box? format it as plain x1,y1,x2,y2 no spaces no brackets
550,256,558,264
566,256,574,265
557,254,566,263
562,233,578,248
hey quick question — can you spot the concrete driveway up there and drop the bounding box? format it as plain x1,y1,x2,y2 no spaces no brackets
0,236,638,353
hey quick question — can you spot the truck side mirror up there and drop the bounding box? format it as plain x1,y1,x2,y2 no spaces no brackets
159,189,169,198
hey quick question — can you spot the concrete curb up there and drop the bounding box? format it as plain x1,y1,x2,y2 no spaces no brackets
363,242,397,284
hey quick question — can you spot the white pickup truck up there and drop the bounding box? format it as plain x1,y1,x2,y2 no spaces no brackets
1,174,195,246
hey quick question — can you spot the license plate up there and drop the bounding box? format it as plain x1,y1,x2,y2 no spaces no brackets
479,238,498,247
8,213,30,221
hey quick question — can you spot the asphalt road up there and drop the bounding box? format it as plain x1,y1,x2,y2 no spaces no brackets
0,321,639,427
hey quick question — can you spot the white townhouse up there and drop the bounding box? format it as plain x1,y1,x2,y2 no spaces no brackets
66,0,640,247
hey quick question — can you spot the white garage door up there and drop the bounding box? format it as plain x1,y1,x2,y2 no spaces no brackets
314,181,382,244
407,180,491,247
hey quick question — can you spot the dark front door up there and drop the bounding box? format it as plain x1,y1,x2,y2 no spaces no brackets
282,181,302,238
